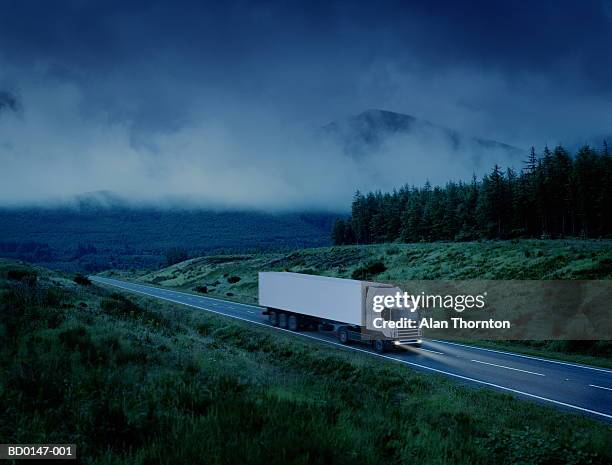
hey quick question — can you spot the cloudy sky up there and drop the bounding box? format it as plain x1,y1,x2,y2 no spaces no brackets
1,0,611,210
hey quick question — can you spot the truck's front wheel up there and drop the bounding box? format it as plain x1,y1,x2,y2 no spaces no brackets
338,328,349,344
269,311,278,326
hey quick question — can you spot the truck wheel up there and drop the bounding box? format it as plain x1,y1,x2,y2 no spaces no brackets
288,315,299,331
338,328,349,344
278,313,288,329
269,311,278,326
373,339,387,353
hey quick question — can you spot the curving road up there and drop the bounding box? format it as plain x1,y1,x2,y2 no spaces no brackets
90,276,612,422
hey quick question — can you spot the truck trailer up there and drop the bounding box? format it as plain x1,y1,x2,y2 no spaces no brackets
258,272,421,352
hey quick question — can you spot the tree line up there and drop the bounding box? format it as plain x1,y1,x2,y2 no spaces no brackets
332,143,612,245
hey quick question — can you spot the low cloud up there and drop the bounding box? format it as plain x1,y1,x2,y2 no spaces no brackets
0,74,530,211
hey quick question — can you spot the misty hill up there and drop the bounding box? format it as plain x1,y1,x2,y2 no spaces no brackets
324,109,524,159
0,206,336,272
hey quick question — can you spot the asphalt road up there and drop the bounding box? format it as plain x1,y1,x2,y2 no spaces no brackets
90,276,612,422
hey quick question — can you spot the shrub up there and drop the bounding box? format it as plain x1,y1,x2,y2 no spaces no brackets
58,325,91,351
227,276,241,284
194,285,208,294
6,269,38,286
351,260,387,280
43,287,65,307
195,321,214,336
100,294,140,319
300,268,319,275
74,274,92,286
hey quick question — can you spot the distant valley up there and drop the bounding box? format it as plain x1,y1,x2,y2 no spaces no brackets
0,206,337,271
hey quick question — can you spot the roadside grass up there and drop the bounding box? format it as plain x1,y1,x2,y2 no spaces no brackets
107,239,612,367
1,258,611,464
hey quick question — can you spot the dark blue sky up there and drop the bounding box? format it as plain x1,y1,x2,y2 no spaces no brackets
0,1,611,208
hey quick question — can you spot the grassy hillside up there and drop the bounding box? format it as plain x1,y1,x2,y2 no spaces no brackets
1,258,611,464
104,239,612,366
113,239,612,302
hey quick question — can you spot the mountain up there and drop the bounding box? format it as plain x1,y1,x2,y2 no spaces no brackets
324,109,524,159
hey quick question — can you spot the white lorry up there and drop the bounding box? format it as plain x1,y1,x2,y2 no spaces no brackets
258,272,421,352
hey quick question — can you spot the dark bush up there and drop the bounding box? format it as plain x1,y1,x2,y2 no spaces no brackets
597,257,612,274
300,268,319,275
351,260,387,280
6,269,38,287
227,276,241,284
58,325,92,351
196,321,214,335
100,294,141,319
194,285,208,294
43,287,65,307
57,325,109,365
74,274,92,286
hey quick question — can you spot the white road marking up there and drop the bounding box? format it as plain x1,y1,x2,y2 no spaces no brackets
90,278,612,421
589,384,612,391
471,359,545,376
418,348,445,355
430,339,612,374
